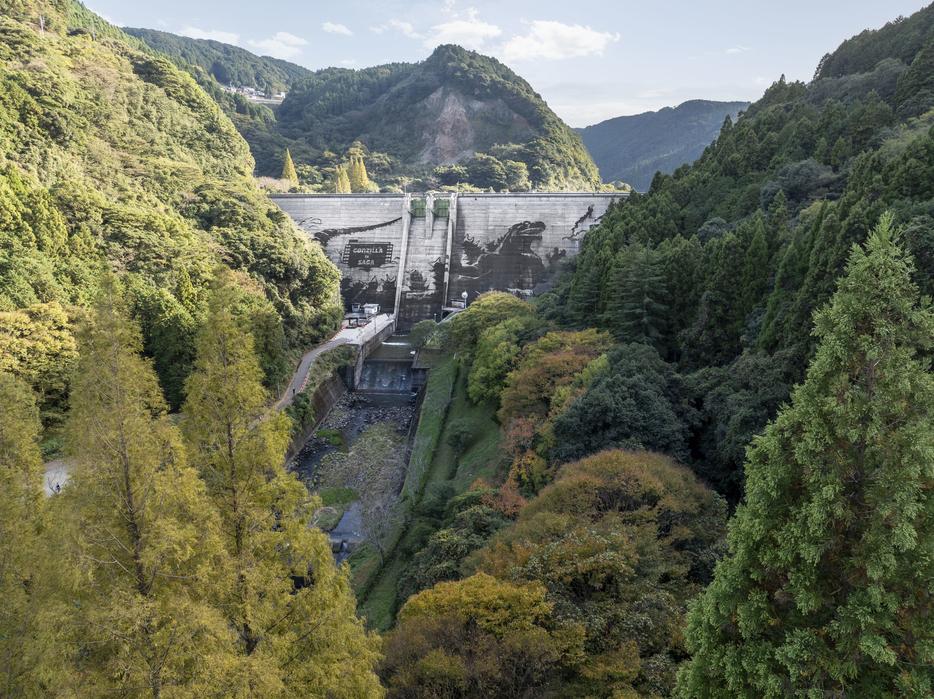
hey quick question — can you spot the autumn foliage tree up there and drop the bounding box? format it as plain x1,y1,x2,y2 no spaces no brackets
385,449,727,699
475,449,727,698
497,329,611,425
381,574,574,698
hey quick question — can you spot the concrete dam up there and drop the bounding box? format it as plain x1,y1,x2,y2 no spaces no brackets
270,193,621,330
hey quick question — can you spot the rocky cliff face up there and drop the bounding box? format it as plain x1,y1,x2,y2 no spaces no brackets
417,88,533,165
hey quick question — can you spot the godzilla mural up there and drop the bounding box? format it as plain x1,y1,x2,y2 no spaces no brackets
270,193,619,325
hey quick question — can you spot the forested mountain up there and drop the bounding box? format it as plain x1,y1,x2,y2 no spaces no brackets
0,0,341,428
529,2,934,499
4,0,934,695
124,27,313,95
0,2,383,696
576,99,750,191
241,44,602,191
122,29,603,191
815,3,934,79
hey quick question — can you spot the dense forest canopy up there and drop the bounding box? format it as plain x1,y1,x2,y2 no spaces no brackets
0,0,342,434
124,27,313,95
372,3,934,694
126,29,605,192
3,0,934,696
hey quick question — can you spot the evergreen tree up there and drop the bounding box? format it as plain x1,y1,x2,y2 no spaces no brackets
831,136,850,170
182,269,383,696
677,213,934,698
281,148,298,184
757,230,805,352
739,215,770,318
614,246,668,347
658,235,702,357
64,274,231,696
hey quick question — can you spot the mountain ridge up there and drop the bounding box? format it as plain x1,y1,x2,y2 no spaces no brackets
576,99,750,191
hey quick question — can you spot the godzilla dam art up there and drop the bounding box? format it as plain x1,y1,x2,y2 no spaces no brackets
270,193,621,330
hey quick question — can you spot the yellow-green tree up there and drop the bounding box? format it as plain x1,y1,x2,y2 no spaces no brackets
331,166,351,193
381,573,574,698
0,302,78,425
182,269,384,696
0,372,64,698
64,274,231,697
348,155,369,193
281,148,298,184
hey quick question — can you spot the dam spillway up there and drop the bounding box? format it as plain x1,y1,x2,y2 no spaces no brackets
270,192,621,330
356,359,413,393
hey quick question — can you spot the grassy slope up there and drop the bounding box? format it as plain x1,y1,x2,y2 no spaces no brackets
350,349,504,631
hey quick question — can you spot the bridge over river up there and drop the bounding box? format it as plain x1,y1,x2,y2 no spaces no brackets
270,192,621,331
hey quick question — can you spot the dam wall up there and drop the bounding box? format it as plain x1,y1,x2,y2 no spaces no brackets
270,193,620,330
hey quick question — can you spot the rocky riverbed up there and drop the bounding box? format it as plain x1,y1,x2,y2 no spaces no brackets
288,392,416,480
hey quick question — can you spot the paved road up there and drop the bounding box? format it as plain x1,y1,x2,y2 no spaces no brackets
273,314,394,410
275,330,359,411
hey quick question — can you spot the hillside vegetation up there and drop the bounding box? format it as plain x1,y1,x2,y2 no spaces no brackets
124,27,313,96
577,99,750,191
0,0,341,427
4,0,934,696
369,4,934,697
273,44,601,192
126,32,604,192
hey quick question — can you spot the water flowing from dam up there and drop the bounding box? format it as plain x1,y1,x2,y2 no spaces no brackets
356,359,413,393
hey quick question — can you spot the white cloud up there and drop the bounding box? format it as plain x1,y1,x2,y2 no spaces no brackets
424,8,500,50
247,34,307,60
371,20,423,39
499,21,619,62
341,59,357,66
753,76,769,85
273,32,308,47
323,22,353,36
390,19,422,39
179,26,240,44
156,19,168,28
707,45,750,56
637,90,663,99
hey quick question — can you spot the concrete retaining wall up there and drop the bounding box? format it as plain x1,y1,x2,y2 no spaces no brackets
339,317,398,390
270,193,620,330
284,372,347,463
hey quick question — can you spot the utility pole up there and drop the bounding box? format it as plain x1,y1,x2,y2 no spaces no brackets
39,14,44,38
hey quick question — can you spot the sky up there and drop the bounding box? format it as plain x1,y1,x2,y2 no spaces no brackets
87,0,931,128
